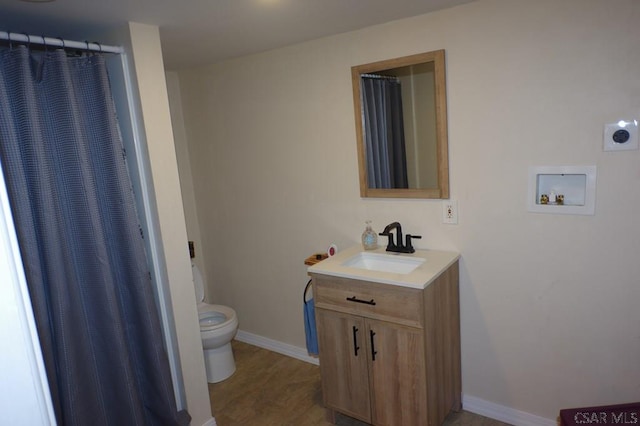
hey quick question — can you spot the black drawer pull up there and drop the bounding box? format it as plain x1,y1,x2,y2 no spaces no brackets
352,326,360,356
346,296,376,306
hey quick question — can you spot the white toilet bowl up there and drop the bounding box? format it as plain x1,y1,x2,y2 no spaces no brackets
192,263,238,383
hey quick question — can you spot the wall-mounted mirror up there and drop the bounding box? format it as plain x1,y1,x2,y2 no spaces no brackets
352,49,449,199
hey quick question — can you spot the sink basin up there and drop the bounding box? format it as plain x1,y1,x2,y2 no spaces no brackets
308,245,460,288
342,252,425,274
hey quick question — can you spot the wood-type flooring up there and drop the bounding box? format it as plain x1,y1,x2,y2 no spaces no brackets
208,340,511,426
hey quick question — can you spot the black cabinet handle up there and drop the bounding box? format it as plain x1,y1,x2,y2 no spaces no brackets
370,330,377,361
352,326,360,356
346,296,376,306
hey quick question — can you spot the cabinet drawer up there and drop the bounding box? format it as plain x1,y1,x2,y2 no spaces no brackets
312,274,423,328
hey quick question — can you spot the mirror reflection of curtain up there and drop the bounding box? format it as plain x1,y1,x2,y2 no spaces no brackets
361,75,408,189
0,46,187,425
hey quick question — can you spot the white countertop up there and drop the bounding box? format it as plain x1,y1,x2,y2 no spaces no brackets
307,245,460,289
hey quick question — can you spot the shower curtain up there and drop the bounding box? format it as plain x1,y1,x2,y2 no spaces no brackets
0,46,188,425
361,76,409,189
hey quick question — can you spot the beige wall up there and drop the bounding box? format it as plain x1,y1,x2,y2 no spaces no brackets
173,0,640,420
126,23,213,425
166,72,209,297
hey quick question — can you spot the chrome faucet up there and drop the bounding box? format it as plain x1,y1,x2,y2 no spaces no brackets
379,222,422,254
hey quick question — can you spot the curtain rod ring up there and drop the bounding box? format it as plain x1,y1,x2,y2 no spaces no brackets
24,33,30,49
7,31,12,50
57,37,65,50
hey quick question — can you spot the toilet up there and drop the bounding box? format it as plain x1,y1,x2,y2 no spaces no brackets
192,263,238,383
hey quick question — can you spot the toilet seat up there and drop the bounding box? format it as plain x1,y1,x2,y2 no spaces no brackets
198,303,237,332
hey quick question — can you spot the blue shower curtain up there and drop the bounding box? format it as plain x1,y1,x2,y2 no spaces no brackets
361,76,409,189
0,46,188,425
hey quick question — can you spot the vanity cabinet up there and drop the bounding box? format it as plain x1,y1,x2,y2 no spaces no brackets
311,261,460,426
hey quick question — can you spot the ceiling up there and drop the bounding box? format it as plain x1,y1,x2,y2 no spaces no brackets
0,0,474,70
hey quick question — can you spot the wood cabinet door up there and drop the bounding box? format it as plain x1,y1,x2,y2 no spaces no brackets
366,318,427,426
316,308,371,423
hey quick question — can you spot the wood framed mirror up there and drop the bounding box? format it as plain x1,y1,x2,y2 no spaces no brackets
352,49,449,199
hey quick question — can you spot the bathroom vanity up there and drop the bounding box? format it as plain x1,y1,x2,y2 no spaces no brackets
308,246,461,426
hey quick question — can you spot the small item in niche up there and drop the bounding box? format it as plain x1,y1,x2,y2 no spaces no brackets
361,220,378,250
540,194,549,205
556,194,564,205
327,244,338,257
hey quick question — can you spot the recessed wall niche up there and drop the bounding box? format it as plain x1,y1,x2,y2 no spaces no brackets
527,166,597,215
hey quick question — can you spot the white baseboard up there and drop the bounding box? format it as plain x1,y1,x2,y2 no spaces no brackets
200,417,217,426
463,394,556,426
235,329,319,365
234,331,556,426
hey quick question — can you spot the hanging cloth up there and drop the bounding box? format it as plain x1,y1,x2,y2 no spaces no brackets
361,76,409,189
0,45,188,425
303,279,319,356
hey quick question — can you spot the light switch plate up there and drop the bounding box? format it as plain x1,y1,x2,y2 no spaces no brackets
604,120,638,152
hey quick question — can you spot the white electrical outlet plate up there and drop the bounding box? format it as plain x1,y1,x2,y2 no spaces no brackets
442,200,458,224
603,120,638,152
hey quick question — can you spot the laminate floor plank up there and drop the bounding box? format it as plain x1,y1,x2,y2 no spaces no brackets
209,340,511,426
